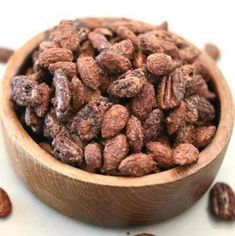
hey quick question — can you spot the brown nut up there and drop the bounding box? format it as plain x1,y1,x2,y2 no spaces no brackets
194,126,216,148
53,69,72,120
108,69,145,98
34,83,51,118
10,76,41,107
39,41,59,52
118,153,157,177
158,67,186,110
103,134,129,171
126,115,144,153
139,33,164,55
143,109,164,143
209,183,235,221
93,27,113,37
88,31,111,52
0,188,12,218
71,76,101,111
52,133,83,166
25,106,42,134
186,95,215,125
43,109,68,139
79,40,95,58
146,53,175,77
146,141,174,169
38,48,73,68
179,45,200,63
70,97,112,141
109,39,135,59
96,51,132,75
49,20,80,51
84,143,102,170
0,47,14,63
175,123,195,145
116,26,140,48
173,143,199,166
101,104,129,138
77,57,102,90
131,82,157,120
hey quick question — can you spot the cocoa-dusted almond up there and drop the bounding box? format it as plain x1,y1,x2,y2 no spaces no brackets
126,115,144,153
38,48,73,68
118,153,157,177
173,143,199,166
39,41,59,52
139,33,164,55
101,104,129,138
96,51,132,75
116,26,140,48
194,126,216,148
88,31,111,52
103,134,129,171
146,53,175,77
77,57,102,90
84,143,102,170
146,141,174,169
109,39,135,59
49,20,80,51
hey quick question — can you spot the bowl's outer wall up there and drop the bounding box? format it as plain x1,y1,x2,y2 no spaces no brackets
1,19,234,227
1,123,227,226
0,122,226,226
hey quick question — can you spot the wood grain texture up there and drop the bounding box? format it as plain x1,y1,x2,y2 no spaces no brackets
0,18,234,227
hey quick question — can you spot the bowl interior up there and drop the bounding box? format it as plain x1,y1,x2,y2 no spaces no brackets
1,27,234,188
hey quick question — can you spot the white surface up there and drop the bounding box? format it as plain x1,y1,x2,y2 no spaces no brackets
0,0,235,235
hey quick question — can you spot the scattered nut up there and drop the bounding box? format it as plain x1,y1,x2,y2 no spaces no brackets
209,183,235,220
0,188,12,218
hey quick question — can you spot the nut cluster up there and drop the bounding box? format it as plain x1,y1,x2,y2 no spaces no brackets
10,18,217,177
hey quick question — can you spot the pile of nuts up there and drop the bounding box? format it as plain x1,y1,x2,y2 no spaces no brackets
10,18,217,177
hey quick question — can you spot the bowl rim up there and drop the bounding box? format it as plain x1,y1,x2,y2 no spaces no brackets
1,24,234,188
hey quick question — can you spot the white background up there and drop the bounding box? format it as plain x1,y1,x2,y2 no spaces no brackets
0,0,235,235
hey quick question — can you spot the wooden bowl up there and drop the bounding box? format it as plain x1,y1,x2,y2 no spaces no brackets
0,19,234,227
